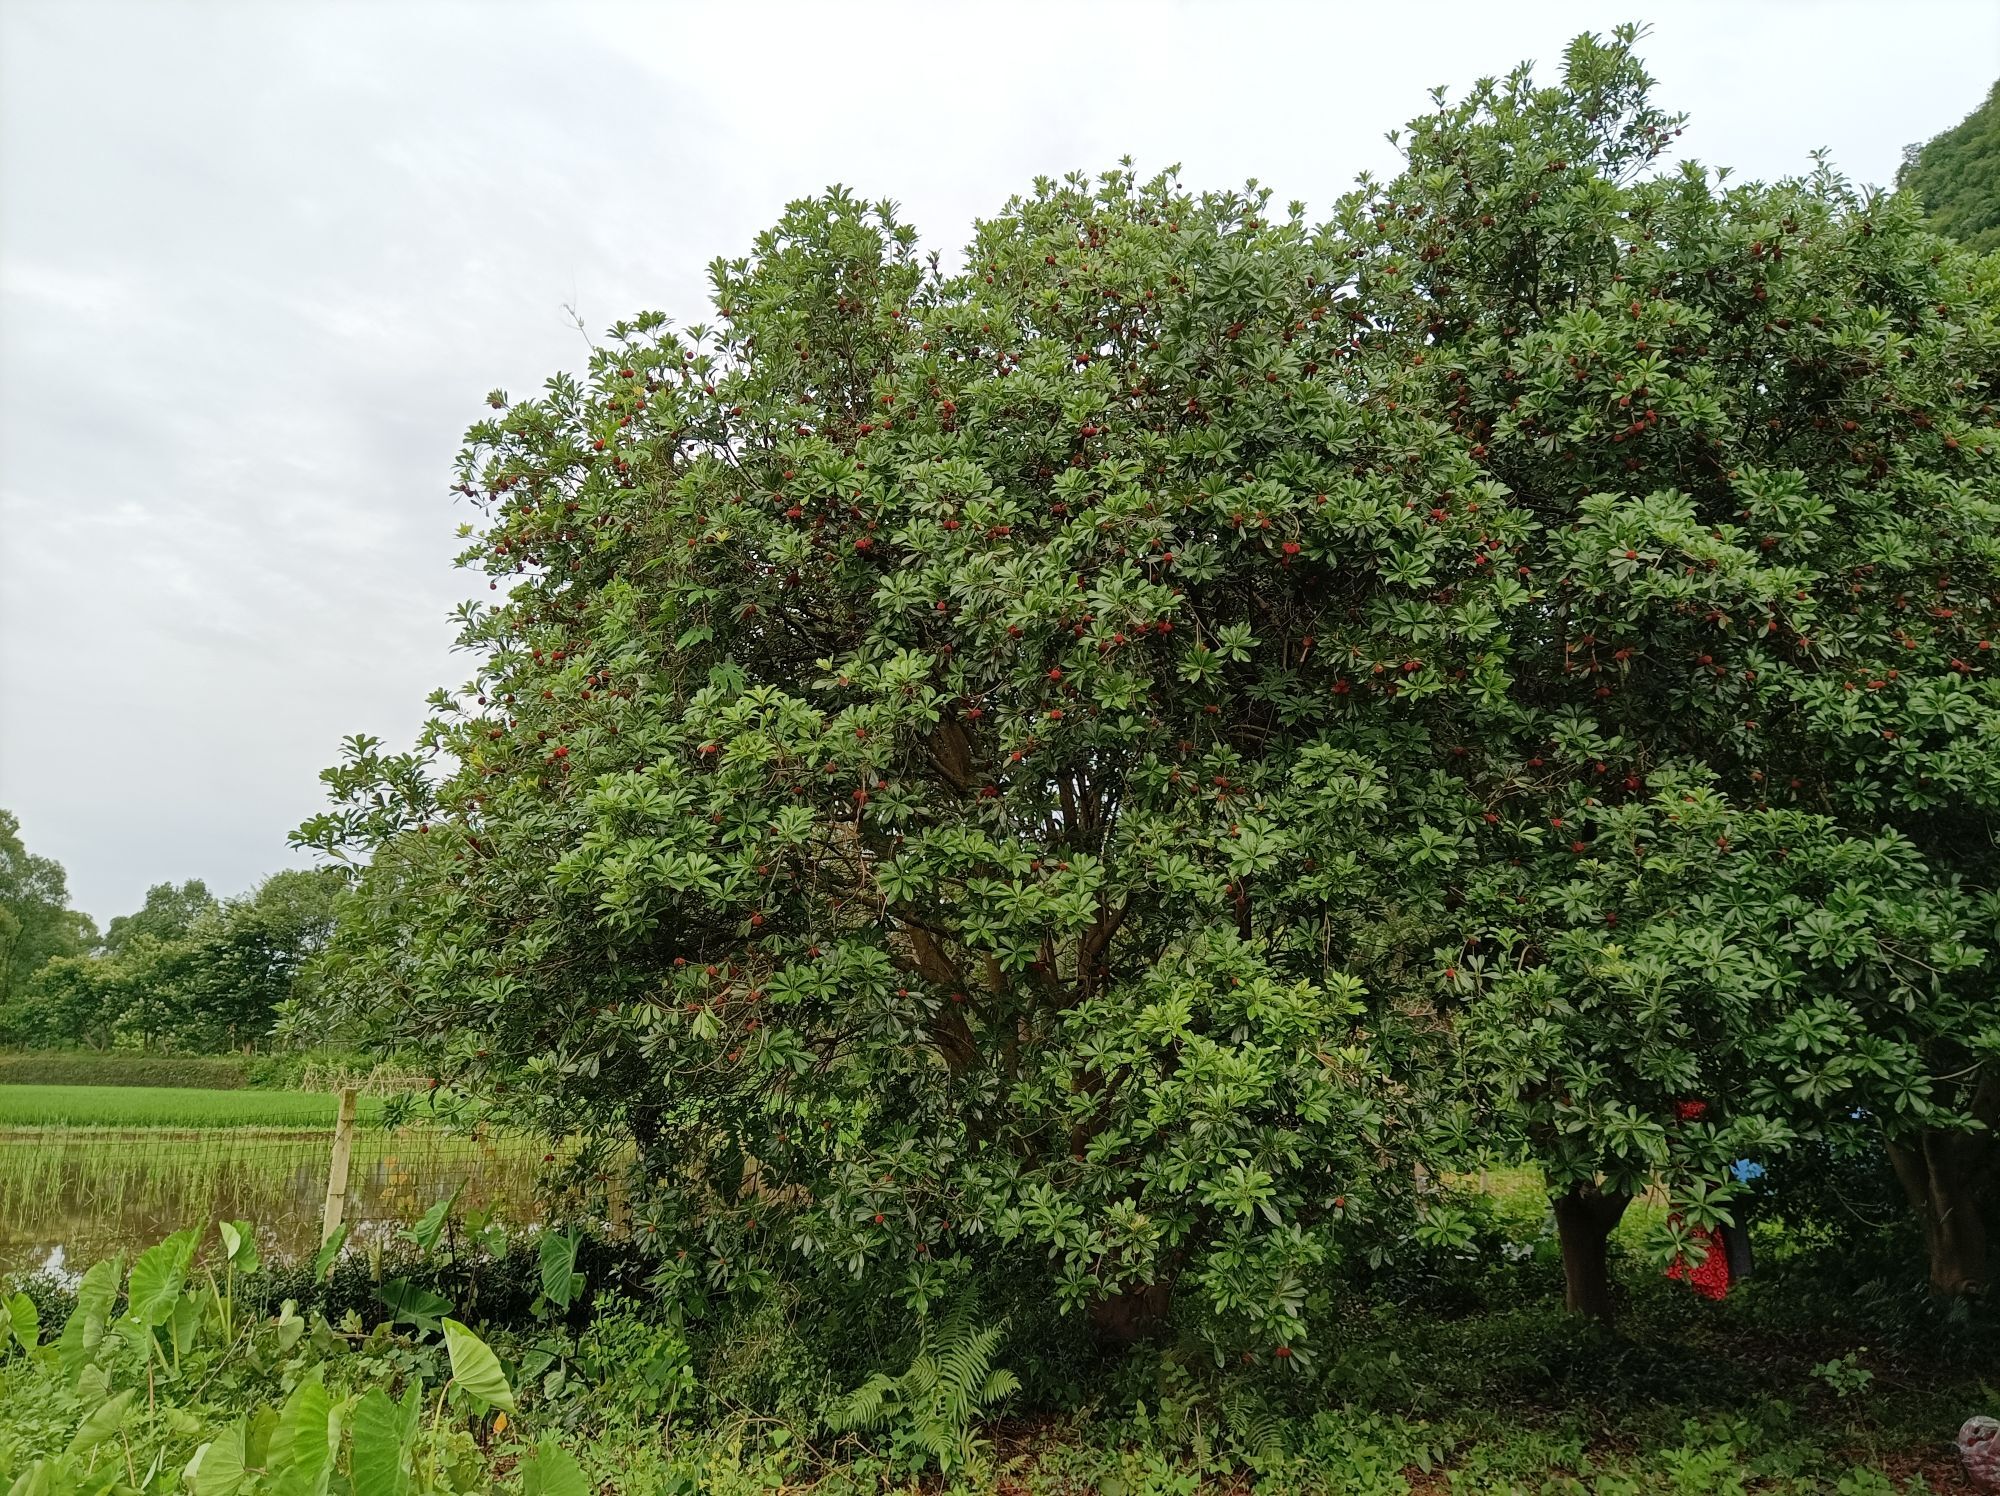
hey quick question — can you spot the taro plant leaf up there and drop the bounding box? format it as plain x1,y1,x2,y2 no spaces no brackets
7,1460,54,1496
219,1221,259,1276
127,1228,200,1328
537,1228,584,1311
169,1293,203,1359
519,1438,588,1496
348,1388,416,1496
10,1291,41,1351
267,1370,333,1495
244,1407,278,1471
75,1256,122,1329
309,1223,348,1283
441,1318,516,1413
376,1280,453,1332
275,1300,306,1353
402,1183,464,1254
61,1252,130,1378
187,1420,248,1496
66,1389,136,1456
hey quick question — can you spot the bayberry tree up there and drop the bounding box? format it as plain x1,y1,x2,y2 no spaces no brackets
1357,26,2000,1296
304,30,2000,1361
302,172,1530,1362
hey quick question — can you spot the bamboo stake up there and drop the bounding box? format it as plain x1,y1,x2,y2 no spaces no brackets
321,1087,358,1244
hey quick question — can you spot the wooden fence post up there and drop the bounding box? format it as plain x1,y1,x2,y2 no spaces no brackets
322,1087,359,1244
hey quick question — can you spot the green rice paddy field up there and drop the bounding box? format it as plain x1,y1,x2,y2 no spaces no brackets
0,1073,540,1274
0,1083,386,1129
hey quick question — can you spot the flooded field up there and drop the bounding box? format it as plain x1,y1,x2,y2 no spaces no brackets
0,1124,548,1276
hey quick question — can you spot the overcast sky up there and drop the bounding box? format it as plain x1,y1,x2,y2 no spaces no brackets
2,1,1995,927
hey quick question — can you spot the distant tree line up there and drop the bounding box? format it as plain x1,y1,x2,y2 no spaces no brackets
0,808,341,1052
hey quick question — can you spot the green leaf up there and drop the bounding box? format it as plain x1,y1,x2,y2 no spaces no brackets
169,1292,202,1359
244,1407,278,1471
309,1222,348,1282
2,1292,31,1352
537,1228,583,1311
66,1389,136,1456
348,1389,415,1496
57,1256,122,1376
520,1438,587,1496
441,1318,515,1413
127,1228,201,1328
402,1183,463,1254
188,1421,248,1496
219,1221,259,1275
376,1280,452,1331
75,1256,122,1328
275,1300,306,1352
268,1371,333,1496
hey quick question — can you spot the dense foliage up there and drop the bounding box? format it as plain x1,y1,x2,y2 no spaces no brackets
5,871,343,1054
0,810,95,1017
302,165,1506,1361
1355,37,2000,1296
1,1206,1988,1493
1899,79,2000,254
301,23,2000,1355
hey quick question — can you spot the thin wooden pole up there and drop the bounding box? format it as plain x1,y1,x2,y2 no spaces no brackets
321,1087,358,1244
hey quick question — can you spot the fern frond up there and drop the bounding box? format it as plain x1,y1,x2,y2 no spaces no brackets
830,1290,1016,1474
903,1353,940,1399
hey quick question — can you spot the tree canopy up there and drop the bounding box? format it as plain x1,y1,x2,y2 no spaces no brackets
0,809,94,1017
301,25,2000,1335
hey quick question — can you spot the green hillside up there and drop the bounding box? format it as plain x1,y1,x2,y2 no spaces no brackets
1899,79,2000,252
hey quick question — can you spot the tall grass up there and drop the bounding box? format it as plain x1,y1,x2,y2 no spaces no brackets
0,1126,548,1274
0,1085,385,1129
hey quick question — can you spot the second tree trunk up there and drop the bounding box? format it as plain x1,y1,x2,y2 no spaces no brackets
1553,1182,1632,1322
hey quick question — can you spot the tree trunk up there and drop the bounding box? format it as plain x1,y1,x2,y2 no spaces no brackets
1088,1280,1172,1343
1886,1127,1992,1298
1553,1182,1632,1322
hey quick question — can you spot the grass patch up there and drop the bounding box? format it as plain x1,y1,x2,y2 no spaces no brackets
0,1085,383,1130
0,1051,252,1089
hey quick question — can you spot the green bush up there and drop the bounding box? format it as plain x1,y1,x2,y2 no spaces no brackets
0,1050,250,1089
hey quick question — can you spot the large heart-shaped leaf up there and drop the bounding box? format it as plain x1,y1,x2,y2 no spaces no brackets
8,1292,40,1350
126,1228,200,1328
267,1369,333,1495
74,1256,122,1328
520,1438,588,1496
376,1280,452,1332
349,1387,416,1496
401,1183,463,1254
57,1256,124,1375
537,1228,583,1311
218,1220,260,1276
441,1318,515,1413
187,1419,248,1496
309,1223,348,1282
66,1389,136,1456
